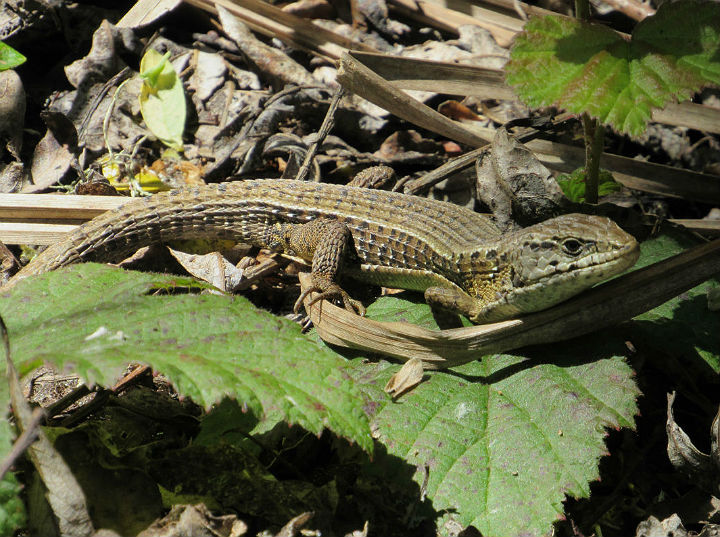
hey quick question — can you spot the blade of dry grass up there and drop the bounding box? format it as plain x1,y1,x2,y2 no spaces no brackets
336,53,493,147
184,0,375,59
300,239,720,368
349,51,514,100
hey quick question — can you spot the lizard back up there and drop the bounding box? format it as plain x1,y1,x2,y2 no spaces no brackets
11,179,501,287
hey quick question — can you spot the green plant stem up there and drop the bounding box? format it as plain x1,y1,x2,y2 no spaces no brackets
582,113,604,204
574,0,591,19
575,0,601,204
575,0,590,21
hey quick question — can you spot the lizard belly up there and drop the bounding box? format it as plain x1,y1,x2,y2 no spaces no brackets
345,264,466,293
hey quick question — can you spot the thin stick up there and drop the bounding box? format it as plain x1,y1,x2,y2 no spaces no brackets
295,86,345,183
0,313,47,481
0,408,46,481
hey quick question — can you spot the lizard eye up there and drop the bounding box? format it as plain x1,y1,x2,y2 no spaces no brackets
561,238,584,256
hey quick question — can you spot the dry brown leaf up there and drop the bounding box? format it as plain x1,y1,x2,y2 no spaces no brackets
384,357,425,397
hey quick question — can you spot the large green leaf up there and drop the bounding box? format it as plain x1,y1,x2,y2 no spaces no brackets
0,264,372,453
506,1,720,136
348,329,639,537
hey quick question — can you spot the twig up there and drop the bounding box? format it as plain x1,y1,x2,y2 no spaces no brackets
295,86,345,183
0,313,49,481
0,407,46,481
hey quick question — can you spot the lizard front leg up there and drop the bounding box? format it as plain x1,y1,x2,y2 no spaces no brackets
424,286,484,322
266,219,365,315
424,286,523,323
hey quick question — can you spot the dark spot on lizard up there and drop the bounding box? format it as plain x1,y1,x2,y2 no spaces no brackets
541,241,554,249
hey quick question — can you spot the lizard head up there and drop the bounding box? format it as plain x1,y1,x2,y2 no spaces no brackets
468,214,640,322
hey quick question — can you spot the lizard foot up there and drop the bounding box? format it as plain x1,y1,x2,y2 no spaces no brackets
294,283,366,316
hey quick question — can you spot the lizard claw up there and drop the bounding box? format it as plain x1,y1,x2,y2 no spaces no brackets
295,284,365,316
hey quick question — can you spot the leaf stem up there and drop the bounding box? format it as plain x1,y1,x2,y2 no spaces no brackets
574,0,591,19
582,113,604,204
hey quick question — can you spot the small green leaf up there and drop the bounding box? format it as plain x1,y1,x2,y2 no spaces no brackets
140,50,171,89
0,42,26,71
0,264,373,453
139,49,186,150
557,168,620,202
506,1,720,136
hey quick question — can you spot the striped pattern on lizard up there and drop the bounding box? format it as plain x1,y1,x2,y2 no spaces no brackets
3,179,640,323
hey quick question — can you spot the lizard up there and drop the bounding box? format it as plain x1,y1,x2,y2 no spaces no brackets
2,178,640,323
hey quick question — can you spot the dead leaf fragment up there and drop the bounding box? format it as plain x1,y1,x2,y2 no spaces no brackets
635,514,686,537
282,0,335,19
29,128,76,190
64,20,140,89
384,357,425,397
476,127,567,230
0,69,25,162
189,51,227,102
438,100,482,122
217,6,315,87
167,247,245,292
137,504,247,537
275,511,314,537
666,392,720,494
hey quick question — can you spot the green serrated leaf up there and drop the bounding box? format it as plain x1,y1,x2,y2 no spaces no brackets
557,168,620,202
0,264,373,453
0,472,26,535
351,338,639,537
0,42,26,71
506,1,720,136
350,284,642,536
139,49,186,150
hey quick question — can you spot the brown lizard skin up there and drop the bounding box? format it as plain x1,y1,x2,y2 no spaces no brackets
4,179,640,323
